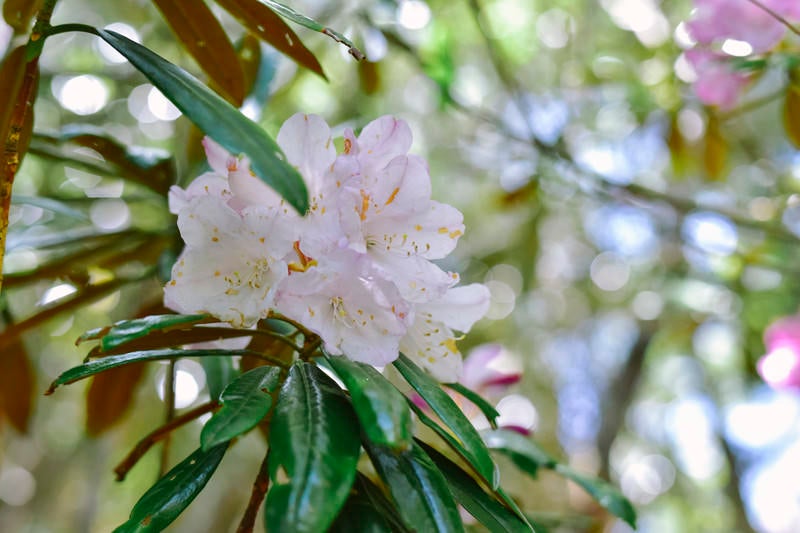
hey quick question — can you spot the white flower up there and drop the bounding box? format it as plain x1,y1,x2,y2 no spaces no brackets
400,283,491,382
165,196,296,327
275,248,411,365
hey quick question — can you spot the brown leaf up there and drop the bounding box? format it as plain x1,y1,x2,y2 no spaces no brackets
215,0,327,80
2,0,43,32
784,84,800,149
0,339,35,432
238,34,263,98
85,362,147,436
153,0,246,105
703,115,727,181
359,60,380,95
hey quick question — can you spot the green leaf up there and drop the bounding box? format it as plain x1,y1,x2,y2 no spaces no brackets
444,382,500,428
113,443,228,532
554,464,637,529
45,348,265,394
393,354,499,489
364,441,464,532
325,353,413,451
77,314,210,350
75,26,308,213
482,428,557,478
257,0,365,60
265,362,361,533
201,366,281,450
420,442,534,533
201,356,239,400
11,195,88,220
329,475,404,533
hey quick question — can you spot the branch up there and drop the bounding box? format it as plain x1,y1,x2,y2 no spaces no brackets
113,400,218,481
236,449,271,533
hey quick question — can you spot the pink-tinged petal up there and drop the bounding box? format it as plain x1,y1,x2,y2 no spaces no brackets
400,319,464,382
420,284,491,333
370,251,456,303
356,115,413,172
366,155,432,217
757,348,800,389
685,49,749,110
687,0,785,53
764,316,800,350
275,249,409,366
168,174,232,214
167,197,294,326
228,162,286,210
276,113,336,193
495,394,538,434
766,0,800,19
202,136,235,175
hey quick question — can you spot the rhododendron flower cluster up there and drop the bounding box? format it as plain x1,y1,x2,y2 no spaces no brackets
164,113,490,381
683,0,800,109
757,314,800,390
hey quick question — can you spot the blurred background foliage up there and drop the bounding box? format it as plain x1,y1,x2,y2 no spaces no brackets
2,0,800,531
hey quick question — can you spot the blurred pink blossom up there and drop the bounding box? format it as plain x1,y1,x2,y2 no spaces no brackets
685,49,750,109
757,315,800,389
687,0,799,54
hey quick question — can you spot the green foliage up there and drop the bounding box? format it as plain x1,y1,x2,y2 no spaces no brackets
395,353,499,489
364,441,465,533
326,353,413,451
114,443,229,532
77,313,209,351
264,362,361,532
200,366,281,451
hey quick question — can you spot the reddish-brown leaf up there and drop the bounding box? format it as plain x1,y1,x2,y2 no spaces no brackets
783,84,800,149
0,339,35,432
215,0,327,80
85,362,147,436
359,60,381,95
703,115,727,181
153,0,246,105
2,0,43,32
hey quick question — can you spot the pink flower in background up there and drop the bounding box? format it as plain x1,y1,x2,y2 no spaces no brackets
758,315,800,389
684,49,750,109
413,343,537,434
687,0,790,54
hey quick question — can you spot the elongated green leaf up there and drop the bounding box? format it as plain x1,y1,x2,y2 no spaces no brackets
154,0,245,105
201,356,239,400
420,442,534,533
482,428,557,478
554,464,637,528
348,473,412,533
365,441,464,533
78,314,210,350
394,354,498,489
483,430,636,528
258,0,365,60
30,129,175,194
11,195,88,220
76,27,308,213
444,382,500,428
114,443,228,532
326,353,412,451
265,362,360,533
201,366,281,450
45,348,264,394
329,476,401,533
215,0,326,79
